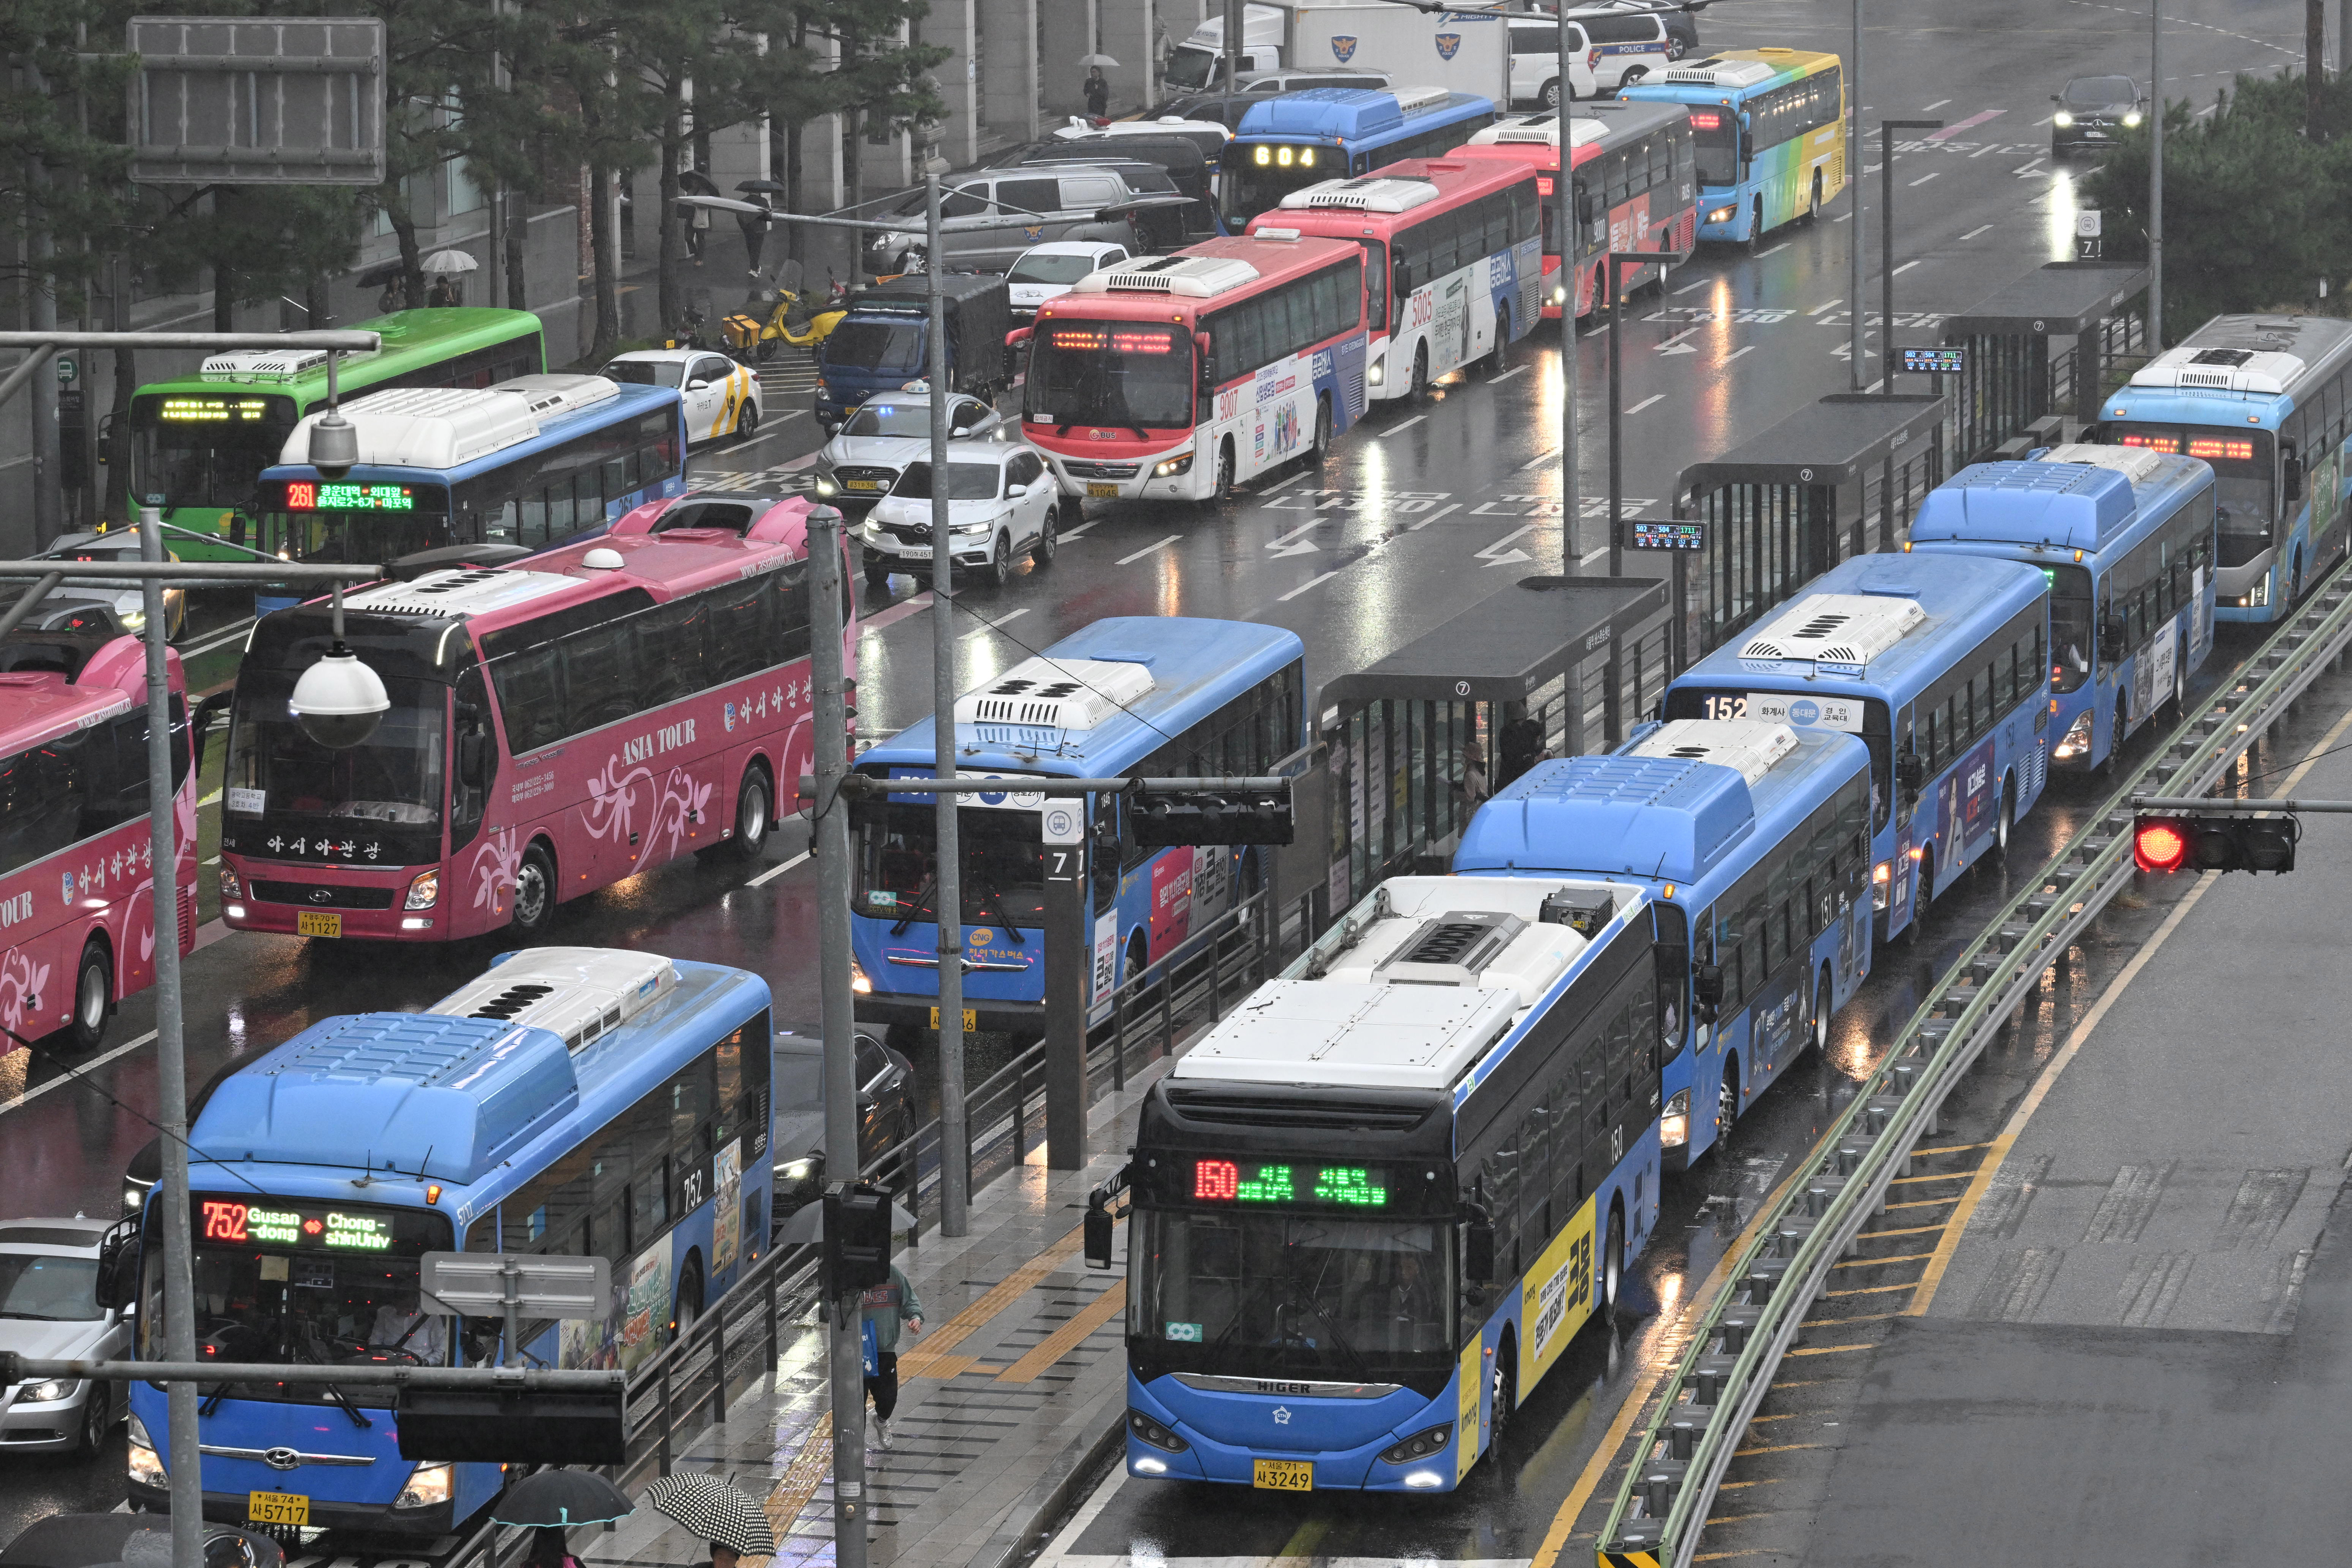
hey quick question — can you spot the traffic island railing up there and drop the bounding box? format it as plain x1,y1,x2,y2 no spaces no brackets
1597,570,2352,1568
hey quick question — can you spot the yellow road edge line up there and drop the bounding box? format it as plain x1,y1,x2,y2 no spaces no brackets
995,1279,1128,1383
757,1409,834,1554
1730,1442,1830,1456
1783,1342,1873,1356
1886,1170,1975,1185
1830,1250,1934,1271
1528,1160,1815,1568
1818,1280,1920,1298
1799,1310,1902,1326
1909,1141,1993,1156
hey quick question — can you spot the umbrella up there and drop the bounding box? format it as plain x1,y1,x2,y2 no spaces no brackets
493,1469,637,1527
642,1474,776,1557
774,1193,917,1248
736,179,788,195
420,249,478,275
1,1517,283,1568
1078,52,1120,67
354,258,406,289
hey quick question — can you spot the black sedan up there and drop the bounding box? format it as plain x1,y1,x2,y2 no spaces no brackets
2052,74,2143,158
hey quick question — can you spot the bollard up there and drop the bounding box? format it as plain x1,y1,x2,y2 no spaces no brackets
1746,1256,1792,1303
1835,1136,1870,1175
1610,1517,1671,1555
1691,1354,1739,1407
1718,1305,1762,1353
1805,1172,1849,1218
1774,1216,1820,1258
1635,1456,1689,1513
1665,1407,1710,1460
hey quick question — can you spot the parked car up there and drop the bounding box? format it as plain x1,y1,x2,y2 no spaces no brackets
770,1027,916,1219
813,391,1004,507
0,1216,132,1457
861,440,1061,589
599,347,763,445
7,532,186,641
2052,73,2143,158
1005,138,1220,236
1005,240,1132,325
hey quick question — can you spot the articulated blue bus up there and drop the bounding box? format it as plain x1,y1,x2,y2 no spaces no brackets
1108,872,1663,1492
1453,719,1872,1169
1907,443,2217,773
1220,86,1498,227
1660,553,2051,943
851,617,1304,1039
2099,313,2352,623
126,948,772,1536
251,372,691,611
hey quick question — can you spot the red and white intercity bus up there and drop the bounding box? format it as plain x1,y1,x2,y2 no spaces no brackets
0,609,198,1084
1021,233,1368,505
217,494,854,942
1453,102,1697,320
1245,155,1542,402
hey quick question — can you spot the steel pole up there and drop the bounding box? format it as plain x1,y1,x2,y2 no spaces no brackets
1879,119,1942,396
2150,0,2165,350
1850,0,1865,389
1608,254,1623,577
1224,0,1241,95
807,505,868,1568
1561,0,1581,564
927,174,970,1239
138,507,201,1568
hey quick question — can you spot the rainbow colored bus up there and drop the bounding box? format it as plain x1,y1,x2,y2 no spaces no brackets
1621,48,1845,250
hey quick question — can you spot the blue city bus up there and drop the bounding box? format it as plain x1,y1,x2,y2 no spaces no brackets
851,617,1304,1039
1106,872,1663,1492
2097,313,2352,624
1906,443,2217,773
1659,553,2052,942
1453,719,1872,1169
1619,48,1845,248
1219,86,1498,227
249,372,690,611
125,948,773,1536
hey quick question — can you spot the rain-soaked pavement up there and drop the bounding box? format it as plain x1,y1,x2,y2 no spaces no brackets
1,0,2328,1547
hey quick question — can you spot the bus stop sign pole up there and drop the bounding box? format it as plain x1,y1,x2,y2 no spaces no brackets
1041,804,1088,1170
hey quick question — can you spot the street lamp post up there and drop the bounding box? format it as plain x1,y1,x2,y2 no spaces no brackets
1850,0,1866,388
924,173,971,1240
1880,118,1945,396
2150,0,2164,350
1608,249,1688,577
1561,0,1582,567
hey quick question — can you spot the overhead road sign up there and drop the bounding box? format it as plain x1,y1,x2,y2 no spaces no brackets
128,16,386,185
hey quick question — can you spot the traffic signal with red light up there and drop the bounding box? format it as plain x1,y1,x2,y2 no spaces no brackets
2133,811,2298,874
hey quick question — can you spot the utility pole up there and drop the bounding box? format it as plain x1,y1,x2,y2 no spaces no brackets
1849,0,1865,390
926,173,970,1238
27,62,62,550
2150,0,2164,350
1561,0,1581,565
1224,0,1241,95
1608,250,1686,579
2310,0,2328,140
1880,119,1943,395
807,504,869,1568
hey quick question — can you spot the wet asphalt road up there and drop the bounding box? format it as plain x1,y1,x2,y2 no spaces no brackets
0,0,2323,1543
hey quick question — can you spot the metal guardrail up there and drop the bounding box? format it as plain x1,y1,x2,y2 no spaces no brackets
1599,570,2352,1568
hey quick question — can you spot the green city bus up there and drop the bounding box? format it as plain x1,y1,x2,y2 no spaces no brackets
125,307,546,559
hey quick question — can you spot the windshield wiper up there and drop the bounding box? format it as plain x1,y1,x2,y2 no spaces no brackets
889,873,938,935
302,1340,374,1429
0,1310,64,1320
972,879,1028,942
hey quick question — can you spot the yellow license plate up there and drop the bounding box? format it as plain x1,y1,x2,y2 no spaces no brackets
248,1492,309,1526
1252,1459,1312,1492
1087,482,1119,499
930,1007,978,1032
846,479,880,490
296,911,342,939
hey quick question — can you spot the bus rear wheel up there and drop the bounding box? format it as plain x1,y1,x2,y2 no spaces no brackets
1489,1340,1517,1451
1601,1207,1625,1322
1993,777,2016,861
67,939,111,1053
720,763,773,864
1309,396,1334,468
1488,311,1512,376
1746,198,1766,256
511,844,557,940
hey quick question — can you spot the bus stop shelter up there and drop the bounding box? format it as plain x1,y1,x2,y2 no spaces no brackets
1673,393,1947,660
1942,262,2149,462
1298,574,1669,925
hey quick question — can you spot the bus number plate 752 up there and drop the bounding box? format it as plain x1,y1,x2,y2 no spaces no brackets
248,1492,309,1526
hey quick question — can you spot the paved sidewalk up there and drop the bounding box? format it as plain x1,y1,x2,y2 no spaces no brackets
586,1064,1158,1568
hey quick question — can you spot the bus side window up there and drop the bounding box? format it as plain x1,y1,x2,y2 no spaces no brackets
450,665,492,850
1518,1101,1551,1245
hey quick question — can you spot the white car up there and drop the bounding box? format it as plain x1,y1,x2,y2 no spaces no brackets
0,1216,132,1457
861,440,1061,589
813,392,1003,507
600,348,763,446
14,531,187,640
1006,242,1131,324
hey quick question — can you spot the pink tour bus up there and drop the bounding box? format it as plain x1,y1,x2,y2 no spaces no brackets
216,493,854,942
0,607,199,1094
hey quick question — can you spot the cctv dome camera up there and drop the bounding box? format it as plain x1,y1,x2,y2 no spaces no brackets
290,648,389,748
310,409,360,482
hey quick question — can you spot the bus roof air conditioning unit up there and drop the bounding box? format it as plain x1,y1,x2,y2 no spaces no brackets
201,349,335,384
1389,84,1452,116
2037,442,2171,485
1285,175,1440,212
1078,255,1261,297
490,373,622,419
1374,910,1526,988
430,946,679,1052
1665,57,1776,88
1738,592,1926,674
955,655,1156,730
347,567,579,620
2128,343,2306,395
1629,719,1799,787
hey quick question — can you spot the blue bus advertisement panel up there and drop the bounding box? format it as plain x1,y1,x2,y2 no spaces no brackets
1115,874,1662,1492
1454,720,1873,1169
126,950,773,1536
1660,553,2052,943
850,617,1304,1038
1906,444,2217,773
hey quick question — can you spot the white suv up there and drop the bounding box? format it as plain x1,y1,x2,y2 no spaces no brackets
1509,10,1675,106
862,442,1061,590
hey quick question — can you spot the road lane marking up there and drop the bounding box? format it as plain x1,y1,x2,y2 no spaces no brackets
1808,297,1843,315
1519,447,1558,472
1892,259,1925,274
1058,517,1102,539
862,591,934,631
1927,108,2005,139
1961,223,1995,239
1406,502,1464,530
183,619,258,660
1673,278,1712,295
1628,394,1666,413
1114,534,1181,565
0,1029,161,1119
1922,98,1952,112
1579,545,1610,565
746,850,811,888
1490,364,1527,382
1908,172,1941,186
1727,345,1756,361
1382,413,1428,435
964,607,1030,638
1756,242,1789,258
1259,470,1311,494
1972,143,1999,156
2013,157,2047,175
1277,570,1344,601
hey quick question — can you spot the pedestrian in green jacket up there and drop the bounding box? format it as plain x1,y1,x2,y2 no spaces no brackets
860,1265,923,1449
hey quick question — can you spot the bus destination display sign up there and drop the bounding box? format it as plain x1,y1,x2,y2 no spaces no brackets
198,1198,399,1251
159,394,273,424
284,481,416,512
1192,1158,1391,1207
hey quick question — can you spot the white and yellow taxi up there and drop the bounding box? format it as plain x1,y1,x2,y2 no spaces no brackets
600,348,763,446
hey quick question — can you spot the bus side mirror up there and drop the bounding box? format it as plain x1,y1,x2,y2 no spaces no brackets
1692,962,1724,1014
1465,1215,1496,1285
1084,1203,1114,1269
1895,751,1926,791
1574,183,1596,227
2284,454,2305,502
95,1218,141,1311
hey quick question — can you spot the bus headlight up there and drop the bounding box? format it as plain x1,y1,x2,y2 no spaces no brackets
1551,285,1567,306
1379,1423,1453,1465
1368,357,1385,386
1153,453,1192,477
128,1414,165,1486
1707,205,1736,223
405,870,440,910
850,958,873,995
1661,1088,1690,1148
2053,710,2094,761
1129,1410,1190,1452
2251,574,2270,606
218,867,243,901
394,1462,454,1509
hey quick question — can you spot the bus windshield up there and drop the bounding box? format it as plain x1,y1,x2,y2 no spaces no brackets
2111,424,2275,563
854,801,1048,928
144,1198,460,1405
1133,1210,1454,1371
1688,109,1739,186
1025,323,1194,430
1221,148,1339,226
227,668,447,829
2046,564,2094,693
133,393,298,511
256,486,453,564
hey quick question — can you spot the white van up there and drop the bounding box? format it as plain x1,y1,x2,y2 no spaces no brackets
1506,9,1675,106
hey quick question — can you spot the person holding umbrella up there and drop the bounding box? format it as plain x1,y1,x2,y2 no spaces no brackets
1083,62,1110,119
643,1475,776,1568
493,1468,636,1568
